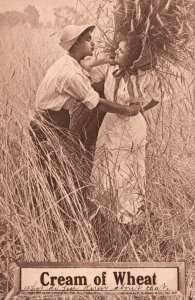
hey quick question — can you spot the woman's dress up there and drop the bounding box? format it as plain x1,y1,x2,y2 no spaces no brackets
90,64,161,224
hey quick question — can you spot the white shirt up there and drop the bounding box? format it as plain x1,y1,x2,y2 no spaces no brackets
89,64,162,106
35,52,100,111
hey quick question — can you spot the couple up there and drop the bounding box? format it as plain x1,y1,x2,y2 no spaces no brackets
33,23,161,225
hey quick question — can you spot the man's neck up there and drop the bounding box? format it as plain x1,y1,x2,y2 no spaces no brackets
69,50,82,63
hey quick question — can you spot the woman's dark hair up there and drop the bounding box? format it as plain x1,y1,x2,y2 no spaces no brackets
123,33,143,63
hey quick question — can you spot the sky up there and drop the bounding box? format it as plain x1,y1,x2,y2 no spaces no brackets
0,0,81,22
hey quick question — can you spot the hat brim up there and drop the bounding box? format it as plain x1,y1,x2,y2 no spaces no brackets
59,24,95,51
59,38,78,51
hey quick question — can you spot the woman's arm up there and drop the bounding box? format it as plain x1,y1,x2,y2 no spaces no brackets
137,70,162,112
142,99,159,112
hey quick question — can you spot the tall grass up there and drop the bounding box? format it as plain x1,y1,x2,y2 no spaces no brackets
0,24,195,299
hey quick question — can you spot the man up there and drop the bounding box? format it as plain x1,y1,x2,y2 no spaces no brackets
30,24,141,220
33,24,140,133
30,24,141,180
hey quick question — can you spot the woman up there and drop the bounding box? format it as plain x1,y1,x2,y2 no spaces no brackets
84,33,162,224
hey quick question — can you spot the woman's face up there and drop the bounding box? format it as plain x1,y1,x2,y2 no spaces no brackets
115,40,130,67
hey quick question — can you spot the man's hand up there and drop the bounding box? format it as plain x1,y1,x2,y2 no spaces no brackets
94,52,115,65
123,103,141,117
80,52,115,71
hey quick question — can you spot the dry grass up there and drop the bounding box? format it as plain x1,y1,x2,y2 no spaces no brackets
112,0,195,71
0,24,195,300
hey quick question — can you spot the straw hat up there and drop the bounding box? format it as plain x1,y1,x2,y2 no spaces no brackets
59,24,95,51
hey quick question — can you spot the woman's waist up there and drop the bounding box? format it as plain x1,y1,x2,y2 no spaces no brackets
116,97,145,107
103,111,146,127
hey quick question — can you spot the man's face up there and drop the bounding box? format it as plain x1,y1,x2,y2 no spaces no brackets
77,30,95,57
114,41,130,67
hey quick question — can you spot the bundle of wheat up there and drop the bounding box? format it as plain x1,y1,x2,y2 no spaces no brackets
111,0,195,71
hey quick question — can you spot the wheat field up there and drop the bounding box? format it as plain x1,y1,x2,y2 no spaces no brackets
0,24,195,300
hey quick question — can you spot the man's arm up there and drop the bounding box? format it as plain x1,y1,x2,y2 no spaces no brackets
81,58,140,116
98,98,141,116
81,54,115,72
62,73,140,116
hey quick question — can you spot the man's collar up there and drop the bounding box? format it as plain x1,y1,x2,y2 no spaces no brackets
64,51,82,69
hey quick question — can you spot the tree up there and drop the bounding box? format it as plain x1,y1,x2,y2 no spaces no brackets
24,5,40,27
0,11,24,27
0,6,40,28
53,6,89,28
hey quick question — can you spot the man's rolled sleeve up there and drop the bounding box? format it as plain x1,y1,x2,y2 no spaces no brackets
82,87,100,109
61,72,100,109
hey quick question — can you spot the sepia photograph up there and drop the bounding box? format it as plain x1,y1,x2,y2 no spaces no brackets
0,0,195,299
